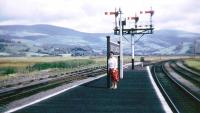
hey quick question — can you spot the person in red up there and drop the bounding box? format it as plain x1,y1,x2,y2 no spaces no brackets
108,52,119,89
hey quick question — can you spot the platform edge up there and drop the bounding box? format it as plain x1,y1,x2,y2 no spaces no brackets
146,66,173,113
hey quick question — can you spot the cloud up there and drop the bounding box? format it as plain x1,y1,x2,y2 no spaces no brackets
155,0,200,32
0,0,200,33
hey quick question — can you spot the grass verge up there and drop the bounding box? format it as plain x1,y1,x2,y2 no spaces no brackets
184,58,200,72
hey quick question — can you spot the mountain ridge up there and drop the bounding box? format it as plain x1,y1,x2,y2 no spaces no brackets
0,24,200,56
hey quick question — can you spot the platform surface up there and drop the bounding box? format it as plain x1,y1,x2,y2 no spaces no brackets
14,68,165,113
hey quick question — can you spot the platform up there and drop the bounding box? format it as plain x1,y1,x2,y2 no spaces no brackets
9,66,168,113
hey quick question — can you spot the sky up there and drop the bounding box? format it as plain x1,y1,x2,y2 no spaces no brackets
0,0,200,33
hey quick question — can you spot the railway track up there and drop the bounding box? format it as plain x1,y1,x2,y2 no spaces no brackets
167,61,200,99
0,66,106,106
170,61,200,86
151,61,200,113
177,61,200,77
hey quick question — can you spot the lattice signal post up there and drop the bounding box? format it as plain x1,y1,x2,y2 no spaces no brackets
106,8,154,70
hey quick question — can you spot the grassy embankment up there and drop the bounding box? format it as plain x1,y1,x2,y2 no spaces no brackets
184,58,200,72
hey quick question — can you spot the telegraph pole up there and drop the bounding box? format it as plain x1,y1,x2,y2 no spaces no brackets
194,39,196,58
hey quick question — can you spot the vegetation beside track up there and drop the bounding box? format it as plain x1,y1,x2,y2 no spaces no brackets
184,58,200,72
0,57,101,81
0,55,196,80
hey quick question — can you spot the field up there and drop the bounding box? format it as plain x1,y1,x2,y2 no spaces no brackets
184,58,200,72
0,56,104,80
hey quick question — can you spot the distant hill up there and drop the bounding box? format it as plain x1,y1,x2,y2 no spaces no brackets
134,29,200,55
0,24,200,56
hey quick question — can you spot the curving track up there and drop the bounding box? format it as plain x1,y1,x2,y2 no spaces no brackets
170,61,200,86
151,61,200,113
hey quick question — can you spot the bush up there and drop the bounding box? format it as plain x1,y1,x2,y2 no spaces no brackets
29,59,95,71
0,67,16,75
